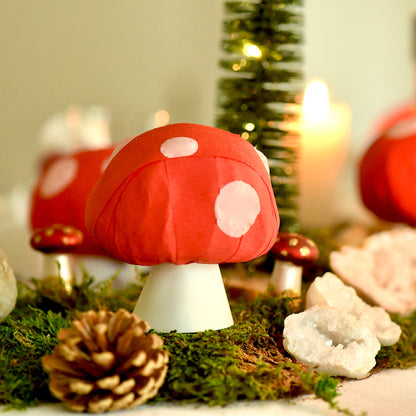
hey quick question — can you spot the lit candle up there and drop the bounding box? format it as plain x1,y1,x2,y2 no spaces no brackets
144,109,170,130
297,79,352,227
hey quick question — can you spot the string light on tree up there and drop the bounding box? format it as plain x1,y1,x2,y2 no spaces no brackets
242,42,262,59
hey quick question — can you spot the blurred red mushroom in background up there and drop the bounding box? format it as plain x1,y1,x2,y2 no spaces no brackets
359,114,416,226
86,123,279,333
30,147,114,256
269,233,319,296
29,146,138,286
0,107,113,283
30,224,83,292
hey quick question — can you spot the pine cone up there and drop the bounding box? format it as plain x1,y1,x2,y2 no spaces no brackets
42,309,169,413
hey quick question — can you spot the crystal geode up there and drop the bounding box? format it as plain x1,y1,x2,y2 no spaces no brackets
306,272,401,346
283,306,380,379
330,226,416,315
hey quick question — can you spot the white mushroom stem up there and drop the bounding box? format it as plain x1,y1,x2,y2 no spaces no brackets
270,261,302,294
133,263,234,333
41,253,74,293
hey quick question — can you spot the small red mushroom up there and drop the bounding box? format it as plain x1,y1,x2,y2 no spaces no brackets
269,233,319,295
30,224,83,292
86,123,279,332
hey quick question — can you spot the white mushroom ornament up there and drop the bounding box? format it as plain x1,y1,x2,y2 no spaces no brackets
86,123,279,333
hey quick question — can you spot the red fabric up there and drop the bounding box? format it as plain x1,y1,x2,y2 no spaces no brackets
86,123,279,266
30,147,115,256
359,133,416,226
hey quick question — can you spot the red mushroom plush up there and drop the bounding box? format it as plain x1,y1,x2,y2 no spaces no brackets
86,123,279,332
30,146,114,256
29,146,139,288
359,114,416,226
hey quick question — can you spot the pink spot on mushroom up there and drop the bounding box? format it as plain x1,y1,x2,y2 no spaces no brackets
160,137,198,158
40,157,78,199
215,180,261,238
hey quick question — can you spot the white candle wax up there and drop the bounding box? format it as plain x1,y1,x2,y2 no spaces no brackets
291,80,352,227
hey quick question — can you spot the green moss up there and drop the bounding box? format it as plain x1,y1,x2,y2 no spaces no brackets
0,272,415,411
376,312,416,370
0,308,70,408
0,273,141,408
154,293,339,407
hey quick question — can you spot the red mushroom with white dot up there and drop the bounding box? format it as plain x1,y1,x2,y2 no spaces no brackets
269,233,319,295
29,146,140,285
30,224,83,292
86,123,279,333
30,147,114,256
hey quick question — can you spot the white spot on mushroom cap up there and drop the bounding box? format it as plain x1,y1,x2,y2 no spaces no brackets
386,116,416,139
283,306,380,379
215,180,260,238
39,157,78,199
255,148,270,174
160,137,198,158
306,272,401,346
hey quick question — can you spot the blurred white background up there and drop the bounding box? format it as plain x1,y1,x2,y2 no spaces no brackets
0,0,415,192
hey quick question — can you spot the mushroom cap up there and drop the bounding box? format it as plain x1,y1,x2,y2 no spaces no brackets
30,224,83,254
86,123,279,266
30,146,114,256
359,114,416,226
270,232,319,266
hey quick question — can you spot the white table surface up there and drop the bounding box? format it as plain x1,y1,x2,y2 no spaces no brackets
2,367,416,416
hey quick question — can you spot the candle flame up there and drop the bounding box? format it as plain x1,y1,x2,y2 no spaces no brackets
303,80,330,122
154,110,170,128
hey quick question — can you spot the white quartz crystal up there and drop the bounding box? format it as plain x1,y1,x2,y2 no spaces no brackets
306,273,401,346
330,226,416,315
0,248,17,322
283,306,380,379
